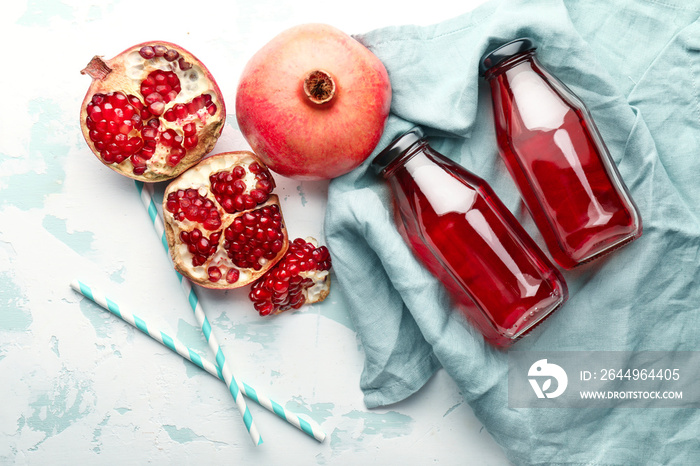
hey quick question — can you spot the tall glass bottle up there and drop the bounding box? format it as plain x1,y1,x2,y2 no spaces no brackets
372,128,568,347
481,38,642,269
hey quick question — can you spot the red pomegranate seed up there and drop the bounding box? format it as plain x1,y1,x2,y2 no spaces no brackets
183,123,196,136
168,148,186,167
226,268,240,284
208,266,222,282
139,46,155,59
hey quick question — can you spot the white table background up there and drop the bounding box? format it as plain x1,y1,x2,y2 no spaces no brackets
0,0,511,464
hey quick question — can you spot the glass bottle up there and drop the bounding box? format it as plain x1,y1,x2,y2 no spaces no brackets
481,38,642,269
372,128,568,347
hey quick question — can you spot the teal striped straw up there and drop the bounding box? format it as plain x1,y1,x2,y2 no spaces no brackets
70,279,326,442
135,181,262,446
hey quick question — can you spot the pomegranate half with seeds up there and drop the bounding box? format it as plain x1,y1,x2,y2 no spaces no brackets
80,41,225,182
163,151,287,289
249,237,332,316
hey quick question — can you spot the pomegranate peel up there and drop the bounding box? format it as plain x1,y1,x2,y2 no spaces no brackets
163,151,288,289
80,41,225,182
249,237,332,316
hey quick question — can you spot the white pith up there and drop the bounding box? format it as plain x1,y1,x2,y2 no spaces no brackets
302,269,330,303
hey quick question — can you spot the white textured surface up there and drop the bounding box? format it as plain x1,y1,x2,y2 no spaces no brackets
0,0,510,464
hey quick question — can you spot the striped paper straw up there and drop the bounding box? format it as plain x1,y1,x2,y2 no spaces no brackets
70,279,326,442
135,181,262,446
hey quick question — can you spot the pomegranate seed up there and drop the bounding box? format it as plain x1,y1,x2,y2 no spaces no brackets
178,58,192,70
110,93,127,107
122,105,135,119
119,119,133,134
101,151,116,163
183,123,196,136
161,129,175,147
140,147,155,160
144,93,163,105
167,73,180,87
168,148,186,166
131,154,147,170
102,103,115,119
233,166,245,178
148,101,165,116
233,180,246,194
250,189,267,204
174,104,187,119
256,179,273,193
114,133,127,146
139,46,155,59
226,268,240,283
128,95,143,109
142,127,157,139
153,45,167,57
208,266,222,282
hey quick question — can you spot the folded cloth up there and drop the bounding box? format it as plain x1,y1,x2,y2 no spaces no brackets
324,0,700,463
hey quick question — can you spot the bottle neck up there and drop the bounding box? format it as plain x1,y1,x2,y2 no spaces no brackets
380,140,429,178
484,50,536,81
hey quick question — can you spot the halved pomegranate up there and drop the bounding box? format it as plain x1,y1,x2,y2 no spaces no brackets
163,151,287,289
249,237,332,316
80,41,225,182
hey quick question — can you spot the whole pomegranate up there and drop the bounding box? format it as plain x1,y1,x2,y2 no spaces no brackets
163,151,286,289
235,23,392,180
80,41,225,182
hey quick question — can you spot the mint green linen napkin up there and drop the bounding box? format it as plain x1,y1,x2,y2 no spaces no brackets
324,0,700,463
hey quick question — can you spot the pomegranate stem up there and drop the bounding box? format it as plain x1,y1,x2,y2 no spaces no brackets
81,56,112,80
303,70,336,105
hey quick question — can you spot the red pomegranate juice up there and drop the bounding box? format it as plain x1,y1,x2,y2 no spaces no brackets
482,40,642,268
373,129,568,347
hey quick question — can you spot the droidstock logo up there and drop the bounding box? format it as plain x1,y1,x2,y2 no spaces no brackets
528,359,568,399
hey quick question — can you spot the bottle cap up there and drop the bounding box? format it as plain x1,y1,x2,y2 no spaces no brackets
371,127,426,175
479,38,536,76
